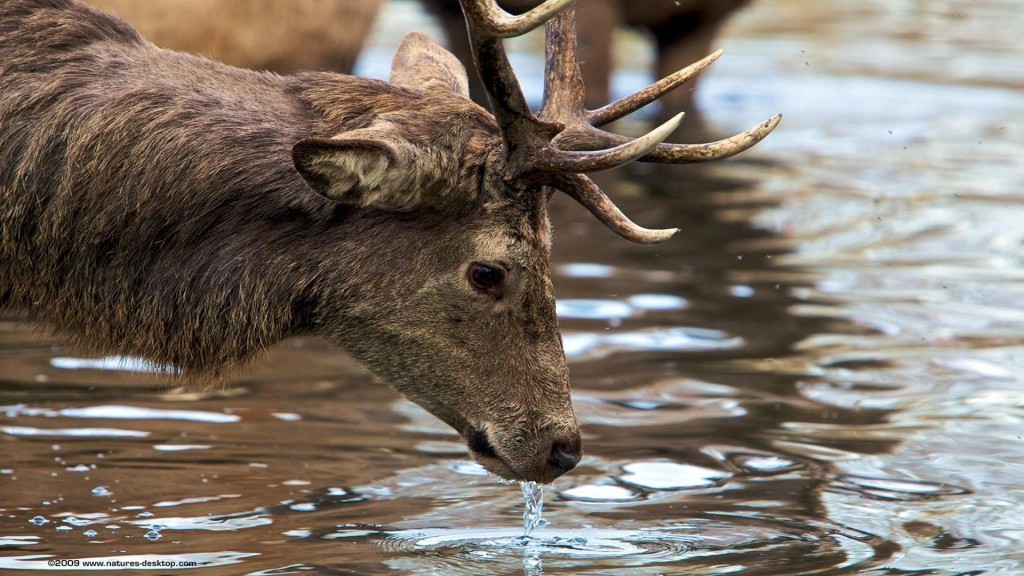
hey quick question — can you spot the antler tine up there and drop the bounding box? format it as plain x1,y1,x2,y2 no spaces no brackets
644,114,782,163
552,174,679,245
587,50,723,127
554,114,783,164
535,112,684,173
459,0,575,38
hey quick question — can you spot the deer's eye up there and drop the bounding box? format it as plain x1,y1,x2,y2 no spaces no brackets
468,263,505,296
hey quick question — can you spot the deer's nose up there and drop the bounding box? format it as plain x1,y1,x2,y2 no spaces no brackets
544,438,582,481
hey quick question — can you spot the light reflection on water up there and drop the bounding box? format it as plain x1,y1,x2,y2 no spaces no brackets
3,0,1024,574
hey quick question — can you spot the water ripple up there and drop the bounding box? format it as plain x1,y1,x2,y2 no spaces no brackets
130,512,271,532
1,426,149,438
832,475,970,501
616,461,731,491
377,520,895,576
61,405,239,424
563,327,743,361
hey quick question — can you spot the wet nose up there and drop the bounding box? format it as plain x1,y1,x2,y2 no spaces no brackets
545,439,582,481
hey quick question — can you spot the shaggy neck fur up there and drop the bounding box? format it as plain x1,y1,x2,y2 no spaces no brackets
0,0,477,374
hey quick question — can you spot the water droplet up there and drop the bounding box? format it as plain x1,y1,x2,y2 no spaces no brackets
83,530,98,538
64,517,92,527
137,511,154,518
144,530,162,541
91,486,112,496
29,516,49,526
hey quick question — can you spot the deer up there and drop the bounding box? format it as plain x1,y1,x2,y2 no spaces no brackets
85,0,387,75
425,0,750,121
0,0,778,484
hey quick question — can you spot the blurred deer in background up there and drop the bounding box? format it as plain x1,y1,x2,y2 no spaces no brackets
425,0,750,126
0,0,777,482
87,0,387,73
88,0,750,117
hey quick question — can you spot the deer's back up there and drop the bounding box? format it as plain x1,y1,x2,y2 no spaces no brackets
0,0,329,363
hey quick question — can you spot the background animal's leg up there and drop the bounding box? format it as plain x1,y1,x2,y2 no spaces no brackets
647,0,750,140
573,0,620,110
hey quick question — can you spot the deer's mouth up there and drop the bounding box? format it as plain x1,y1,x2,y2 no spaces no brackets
465,426,524,481
464,424,582,483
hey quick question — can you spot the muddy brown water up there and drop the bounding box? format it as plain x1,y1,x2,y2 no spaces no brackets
2,0,1023,574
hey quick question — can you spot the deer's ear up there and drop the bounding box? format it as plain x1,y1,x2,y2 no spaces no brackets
390,32,470,98
292,134,421,210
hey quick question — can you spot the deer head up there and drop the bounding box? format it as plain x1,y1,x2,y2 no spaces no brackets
289,0,779,483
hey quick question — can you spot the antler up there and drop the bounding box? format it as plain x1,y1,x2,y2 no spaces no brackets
458,0,780,244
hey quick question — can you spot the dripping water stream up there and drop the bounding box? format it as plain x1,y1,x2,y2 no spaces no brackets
520,481,545,575
520,481,545,539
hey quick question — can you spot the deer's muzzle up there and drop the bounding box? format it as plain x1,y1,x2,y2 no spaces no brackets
465,423,582,483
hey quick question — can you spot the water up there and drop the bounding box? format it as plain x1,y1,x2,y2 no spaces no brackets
3,0,1024,573
520,482,545,538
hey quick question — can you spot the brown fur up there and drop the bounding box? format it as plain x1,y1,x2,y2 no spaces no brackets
84,0,387,74
0,0,578,483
